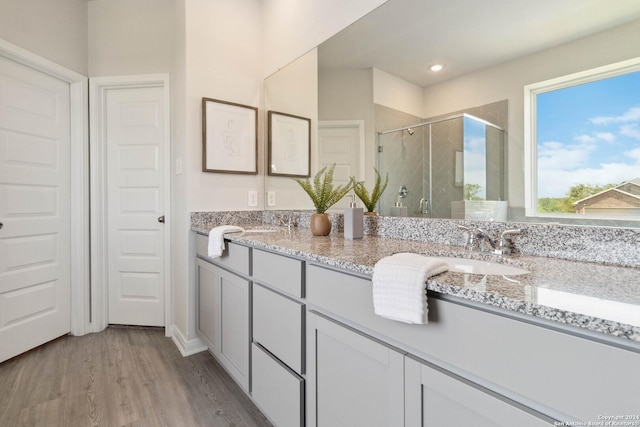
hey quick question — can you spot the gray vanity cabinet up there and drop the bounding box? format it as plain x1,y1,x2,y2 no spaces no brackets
306,312,405,427
195,240,251,392
253,283,304,373
404,357,549,427
251,249,305,427
252,343,304,427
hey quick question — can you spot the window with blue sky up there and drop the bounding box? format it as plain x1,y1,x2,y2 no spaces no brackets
537,70,640,199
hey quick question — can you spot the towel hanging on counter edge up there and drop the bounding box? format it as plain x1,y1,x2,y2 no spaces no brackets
208,225,245,258
372,253,448,324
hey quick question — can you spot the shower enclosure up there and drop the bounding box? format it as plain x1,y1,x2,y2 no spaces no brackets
377,114,506,220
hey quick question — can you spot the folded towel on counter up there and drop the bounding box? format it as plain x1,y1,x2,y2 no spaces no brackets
208,225,245,258
372,253,448,324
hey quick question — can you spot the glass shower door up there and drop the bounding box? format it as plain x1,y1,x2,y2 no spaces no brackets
377,127,427,216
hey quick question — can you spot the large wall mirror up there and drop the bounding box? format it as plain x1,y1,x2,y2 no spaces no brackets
264,0,640,227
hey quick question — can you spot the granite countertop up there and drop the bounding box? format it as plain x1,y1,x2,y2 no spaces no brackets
193,224,640,343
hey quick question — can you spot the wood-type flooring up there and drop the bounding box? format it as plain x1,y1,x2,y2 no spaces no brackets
0,326,272,427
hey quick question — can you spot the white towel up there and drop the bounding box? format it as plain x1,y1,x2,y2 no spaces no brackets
372,253,448,324
208,225,244,258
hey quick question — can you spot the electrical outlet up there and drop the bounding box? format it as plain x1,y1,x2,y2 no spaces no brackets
248,190,258,207
267,191,276,207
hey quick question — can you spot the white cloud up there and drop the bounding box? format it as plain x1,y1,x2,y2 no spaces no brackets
590,106,640,125
595,132,616,143
575,132,615,144
620,124,640,140
625,147,640,162
574,134,595,143
465,136,485,154
537,135,640,197
538,164,638,197
538,148,640,197
538,140,595,171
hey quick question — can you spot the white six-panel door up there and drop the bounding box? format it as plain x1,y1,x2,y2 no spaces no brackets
318,121,364,210
0,57,71,362
106,86,166,327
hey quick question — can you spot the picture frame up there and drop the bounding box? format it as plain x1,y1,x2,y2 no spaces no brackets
202,97,258,174
267,110,311,177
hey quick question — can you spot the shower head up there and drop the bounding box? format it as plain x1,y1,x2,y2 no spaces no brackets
406,128,415,136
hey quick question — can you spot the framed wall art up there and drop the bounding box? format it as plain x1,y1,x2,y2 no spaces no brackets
202,97,258,174
267,110,311,177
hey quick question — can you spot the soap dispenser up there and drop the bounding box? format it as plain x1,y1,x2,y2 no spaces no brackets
344,195,364,240
389,199,408,217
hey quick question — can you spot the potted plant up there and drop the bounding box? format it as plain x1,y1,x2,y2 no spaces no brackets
351,168,389,215
293,164,353,235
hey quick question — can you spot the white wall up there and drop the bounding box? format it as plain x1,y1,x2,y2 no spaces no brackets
1,0,394,350
173,0,387,344
422,18,640,210
262,0,388,78
177,0,264,343
318,68,377,188
171,0,189,350
265,49,319,210
0,0,87,74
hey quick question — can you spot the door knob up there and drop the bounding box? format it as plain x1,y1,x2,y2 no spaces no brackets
0,222,3,229
158,216,165,223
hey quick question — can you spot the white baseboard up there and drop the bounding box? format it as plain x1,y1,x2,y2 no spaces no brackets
169,325,207,356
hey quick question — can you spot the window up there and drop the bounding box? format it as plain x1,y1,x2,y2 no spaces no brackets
525,58,640,219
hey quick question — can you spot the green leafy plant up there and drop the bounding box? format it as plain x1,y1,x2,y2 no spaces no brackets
351,168,389,212
293,164,353,214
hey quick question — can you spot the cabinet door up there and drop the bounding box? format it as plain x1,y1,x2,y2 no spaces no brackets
218,267,250,392
404,357,550,427
196,258,220,352
253,283,304,374
252,343,304,427
307,312,404,427
253,249,303,297
196,259,250,392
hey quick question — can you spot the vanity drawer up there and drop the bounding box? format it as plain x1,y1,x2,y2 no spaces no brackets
196,234,250,276
253,283,304,374
253,249,303,297
252,343,304,427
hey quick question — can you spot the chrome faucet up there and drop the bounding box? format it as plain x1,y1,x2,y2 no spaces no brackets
457,225,521,255
457,225,495,252
494,228,522,255
274,213,293,229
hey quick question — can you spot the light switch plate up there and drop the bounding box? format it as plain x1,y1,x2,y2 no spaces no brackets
267,191,276,207
248,190,258,207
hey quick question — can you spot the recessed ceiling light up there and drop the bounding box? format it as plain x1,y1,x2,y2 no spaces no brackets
430,64,444,72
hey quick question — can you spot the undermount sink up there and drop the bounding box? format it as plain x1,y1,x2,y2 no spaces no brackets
438,257,530,276
244,228,280,233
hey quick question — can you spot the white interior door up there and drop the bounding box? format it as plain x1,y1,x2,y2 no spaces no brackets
106,86,166,326
318,121,364,210
0,57,71,363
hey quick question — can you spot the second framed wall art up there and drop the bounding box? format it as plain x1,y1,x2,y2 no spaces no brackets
267,110,311,177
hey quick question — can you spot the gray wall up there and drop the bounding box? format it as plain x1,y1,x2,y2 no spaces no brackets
376,104,424,216
88,0,175,77
376,100,507,219
0,0,88,75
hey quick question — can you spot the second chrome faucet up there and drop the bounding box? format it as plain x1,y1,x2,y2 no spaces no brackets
457,225,521,255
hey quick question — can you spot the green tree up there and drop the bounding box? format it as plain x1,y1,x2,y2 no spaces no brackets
538,182,618,213
538,197,565,213
464,183,483,200
561,182,617,212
